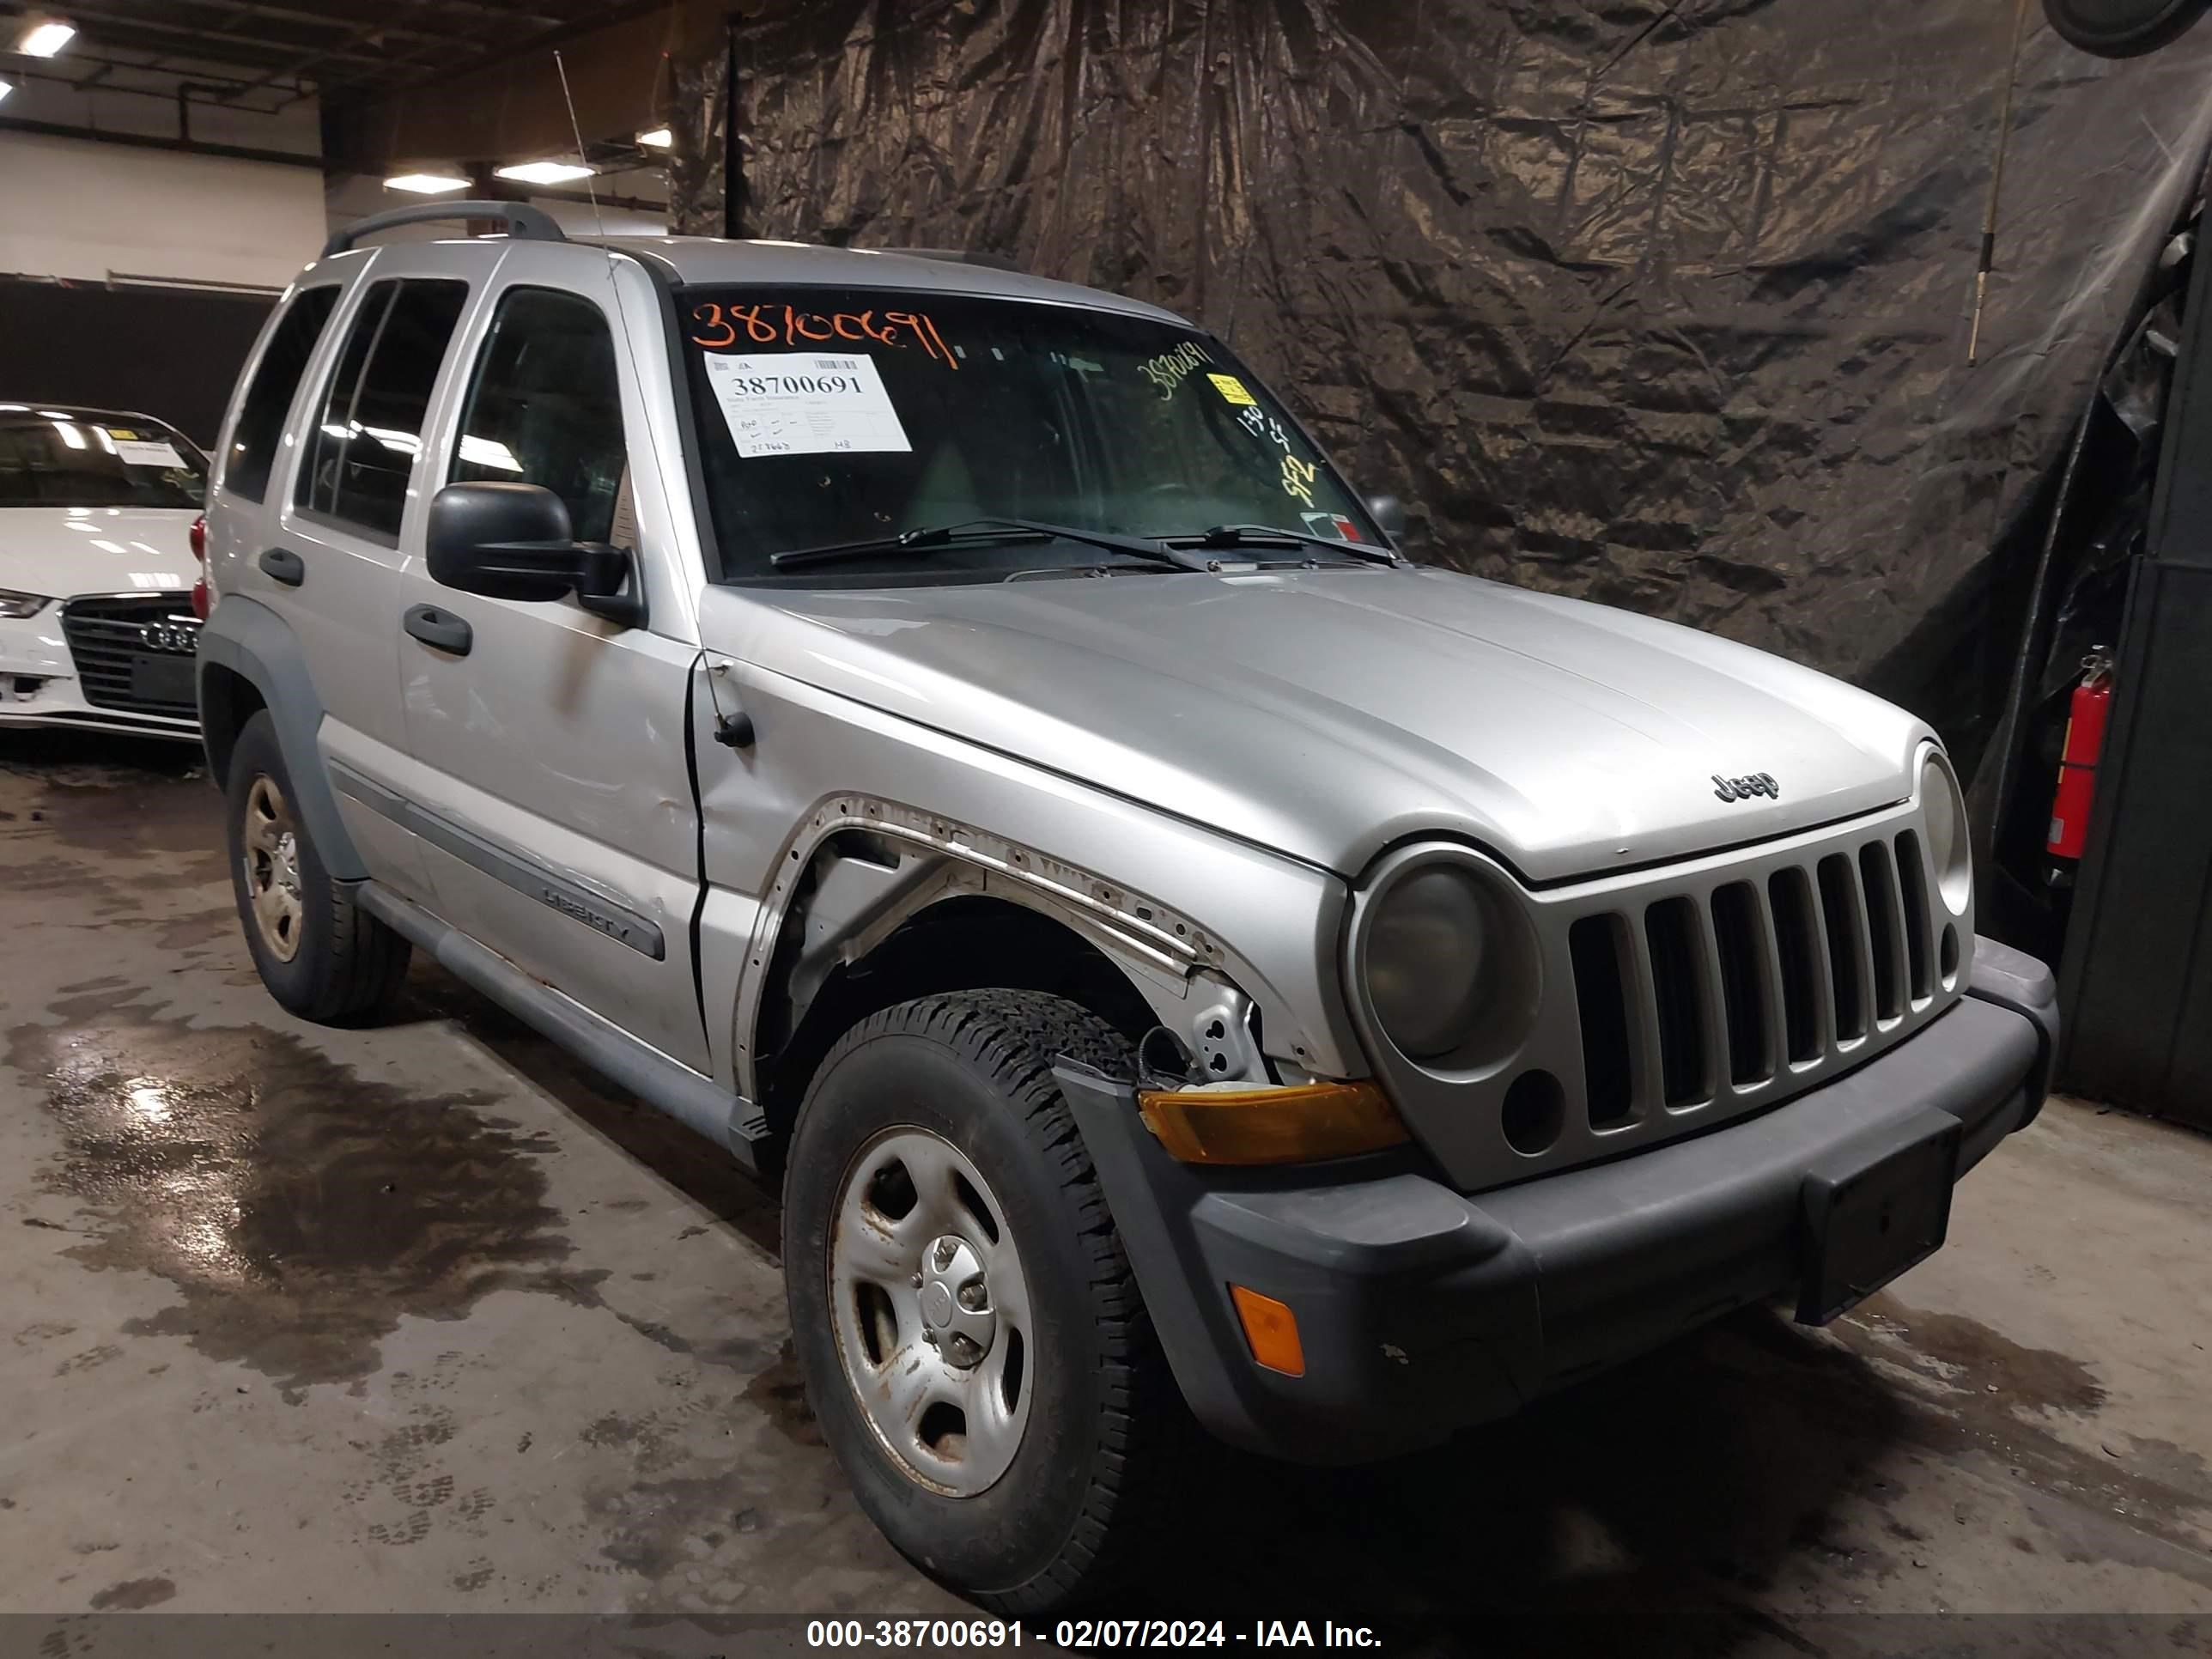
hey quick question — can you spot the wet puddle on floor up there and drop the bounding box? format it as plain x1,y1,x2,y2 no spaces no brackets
9,996,597,1395
1831,1293,2212,1551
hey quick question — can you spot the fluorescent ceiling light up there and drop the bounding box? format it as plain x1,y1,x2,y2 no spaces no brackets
385,172,469,194
495,160,593,185
635,127,672,149
19,21,76,57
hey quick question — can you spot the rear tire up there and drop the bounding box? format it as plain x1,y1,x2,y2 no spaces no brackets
225,709,410,1024
783,989,1180,1613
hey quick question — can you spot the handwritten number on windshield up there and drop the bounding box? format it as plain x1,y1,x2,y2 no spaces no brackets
690,302,958,369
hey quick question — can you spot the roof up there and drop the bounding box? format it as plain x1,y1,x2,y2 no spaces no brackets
1,404,173,429
611,239,1190,326
317,229,1194,329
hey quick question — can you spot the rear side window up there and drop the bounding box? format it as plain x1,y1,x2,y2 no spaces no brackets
295,278,468,542
223,285,338,502
449,288,629,543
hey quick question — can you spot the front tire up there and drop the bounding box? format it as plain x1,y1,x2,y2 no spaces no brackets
224,709,410,1024
783,990,1178,1613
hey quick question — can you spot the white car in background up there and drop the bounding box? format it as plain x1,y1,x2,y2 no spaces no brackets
0,403,208,739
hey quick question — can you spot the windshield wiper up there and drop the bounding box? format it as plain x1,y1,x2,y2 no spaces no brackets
1158,523,1399,565
770,517,1211,572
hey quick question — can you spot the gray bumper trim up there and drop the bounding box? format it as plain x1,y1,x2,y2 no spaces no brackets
356,880,764,1166
1059,936,2055,1465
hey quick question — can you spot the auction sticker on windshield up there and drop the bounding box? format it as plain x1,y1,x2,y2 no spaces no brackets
106,431,187,468
702,352,912,459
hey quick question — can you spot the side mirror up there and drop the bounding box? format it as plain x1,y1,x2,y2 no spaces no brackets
425,482,643,626
1364,493,1408,541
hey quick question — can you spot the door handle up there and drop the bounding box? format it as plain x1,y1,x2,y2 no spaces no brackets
258,547,305,586
403,604,472,656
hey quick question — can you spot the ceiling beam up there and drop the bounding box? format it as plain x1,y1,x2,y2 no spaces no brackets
0,112,324,165
0,2,400,68
153,0,478,48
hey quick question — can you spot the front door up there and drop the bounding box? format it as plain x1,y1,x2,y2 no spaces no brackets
392,263,710,1073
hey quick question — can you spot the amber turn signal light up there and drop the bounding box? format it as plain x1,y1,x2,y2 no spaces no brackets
1230,1284,1305,1376
1135,1079,1408,1165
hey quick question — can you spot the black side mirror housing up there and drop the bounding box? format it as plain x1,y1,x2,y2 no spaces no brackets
1364,493,1408,541
425,482,643,626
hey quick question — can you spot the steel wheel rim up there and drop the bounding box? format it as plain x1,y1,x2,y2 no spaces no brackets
241,773,304,964
828,1125,1033,1498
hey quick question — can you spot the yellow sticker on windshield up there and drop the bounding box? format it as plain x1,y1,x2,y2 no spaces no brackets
1208,374,1256,406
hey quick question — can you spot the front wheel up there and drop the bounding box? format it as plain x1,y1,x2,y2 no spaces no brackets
783,990,1181,1613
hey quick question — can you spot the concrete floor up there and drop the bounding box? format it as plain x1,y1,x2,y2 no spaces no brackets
2,732,2209,1638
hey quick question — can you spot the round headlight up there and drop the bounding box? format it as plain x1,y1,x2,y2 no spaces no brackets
1922,750,1972,914
1365,865,1493,1060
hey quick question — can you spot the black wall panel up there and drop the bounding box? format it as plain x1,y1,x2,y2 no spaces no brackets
0,278,275,447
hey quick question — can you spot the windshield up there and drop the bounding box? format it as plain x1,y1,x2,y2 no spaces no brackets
0,411,206,510
678,285,1381,580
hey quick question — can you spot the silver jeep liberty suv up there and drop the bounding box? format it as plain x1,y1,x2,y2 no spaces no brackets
198,203,2060,1612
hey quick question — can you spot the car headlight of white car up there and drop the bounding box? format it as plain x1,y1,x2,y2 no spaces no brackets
0,588,53,619
1921,748,1972,915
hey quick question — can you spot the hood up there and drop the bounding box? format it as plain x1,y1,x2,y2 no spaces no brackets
0,507,201,600
717,565,1930,883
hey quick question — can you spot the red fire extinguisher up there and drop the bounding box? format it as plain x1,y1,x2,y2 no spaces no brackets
2046,647,2114,881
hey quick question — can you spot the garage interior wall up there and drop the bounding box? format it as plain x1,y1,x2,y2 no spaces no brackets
0,71,322,445
0,73,325,289
0,133,325,290
668,0,2212,796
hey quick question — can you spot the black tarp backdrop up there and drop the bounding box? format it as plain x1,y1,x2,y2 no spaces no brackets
667,0,2212,830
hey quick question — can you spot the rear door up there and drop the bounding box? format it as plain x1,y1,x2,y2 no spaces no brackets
391,248,710,1073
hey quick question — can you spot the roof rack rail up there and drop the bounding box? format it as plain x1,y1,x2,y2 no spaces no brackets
868,246,1023,273
322,201,568,258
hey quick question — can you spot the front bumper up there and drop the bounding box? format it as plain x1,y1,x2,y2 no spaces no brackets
1059,937,2058,1465
0,609,199,740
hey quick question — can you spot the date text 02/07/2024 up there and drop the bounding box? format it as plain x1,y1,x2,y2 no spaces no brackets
802,1620,1383,1650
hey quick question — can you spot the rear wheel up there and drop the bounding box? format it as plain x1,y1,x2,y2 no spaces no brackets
225,710,410,1024
783,989,1180,1613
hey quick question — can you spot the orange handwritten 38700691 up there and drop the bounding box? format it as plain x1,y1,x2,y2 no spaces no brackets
690,302,959,368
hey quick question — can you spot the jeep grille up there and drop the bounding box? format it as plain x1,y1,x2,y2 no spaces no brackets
1565,826,1948,1128
1345,783,1972,1194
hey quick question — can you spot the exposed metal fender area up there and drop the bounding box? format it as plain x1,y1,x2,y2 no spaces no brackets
733,794,1306,1093
355,880,771,1172
193,594,366,881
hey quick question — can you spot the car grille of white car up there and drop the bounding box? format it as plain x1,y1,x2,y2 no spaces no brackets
1561,820,1960,1131
59,593,201,720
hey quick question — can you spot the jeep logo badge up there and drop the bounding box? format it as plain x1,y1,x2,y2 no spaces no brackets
1713,772,1779,802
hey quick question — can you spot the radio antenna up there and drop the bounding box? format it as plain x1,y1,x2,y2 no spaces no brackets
1967,0,2033,366
553,48,606,240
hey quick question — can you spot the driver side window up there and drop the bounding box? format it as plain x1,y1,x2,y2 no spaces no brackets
450,288,630,544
